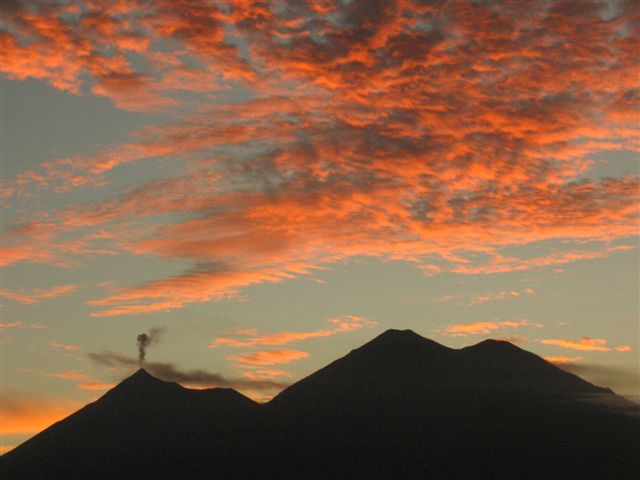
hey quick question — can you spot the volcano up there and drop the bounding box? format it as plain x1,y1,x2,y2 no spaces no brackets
2,330,638,479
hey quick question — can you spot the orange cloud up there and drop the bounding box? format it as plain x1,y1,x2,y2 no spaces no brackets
0,4,178,111
1,1,637,317
443,319,540,337
0,242,66,268
544,356,583,364
230,349,310,366
0,285,79,305
542,338,632,352
211,315,376,348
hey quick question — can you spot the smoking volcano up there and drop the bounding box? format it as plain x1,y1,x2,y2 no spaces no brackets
2,330,638,480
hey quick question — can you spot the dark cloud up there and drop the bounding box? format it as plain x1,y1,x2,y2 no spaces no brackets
0,0,22,16
88,351,287,392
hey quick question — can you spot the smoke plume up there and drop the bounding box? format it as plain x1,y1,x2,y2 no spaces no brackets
136,327,164,367
88,351,288,391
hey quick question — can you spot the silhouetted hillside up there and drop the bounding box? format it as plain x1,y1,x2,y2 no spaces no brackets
2,330,638,479
264,330,638,479
1,369,261,479
269,329,608,408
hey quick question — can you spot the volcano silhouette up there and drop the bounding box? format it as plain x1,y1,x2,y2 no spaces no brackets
2,330,638,479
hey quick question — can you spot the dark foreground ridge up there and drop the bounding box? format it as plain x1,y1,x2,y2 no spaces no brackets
2,330,638,479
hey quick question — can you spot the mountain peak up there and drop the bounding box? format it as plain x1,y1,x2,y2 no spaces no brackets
461,338,545,364
357,329,451,357
102,367,183,402
131,367,153,379
467,338,520,351
367,328,444,347
378,328,423,339
123,368,169,385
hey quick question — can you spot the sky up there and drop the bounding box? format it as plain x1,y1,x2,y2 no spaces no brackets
1,0,639,455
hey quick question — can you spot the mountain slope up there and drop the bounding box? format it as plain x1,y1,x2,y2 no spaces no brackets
269,329,610,408
2,331,638,480
264,330,639,479
1,369,260,479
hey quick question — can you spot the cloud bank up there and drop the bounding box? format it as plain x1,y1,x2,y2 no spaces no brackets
1,1,637,316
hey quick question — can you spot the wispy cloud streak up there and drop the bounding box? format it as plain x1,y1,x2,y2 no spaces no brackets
1,285,79,305
441,319,541,337
542,338,632,352
211,315,376,348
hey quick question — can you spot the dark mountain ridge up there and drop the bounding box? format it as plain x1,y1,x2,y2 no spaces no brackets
2,330,638,479
101,367,256,408
270,329,609,408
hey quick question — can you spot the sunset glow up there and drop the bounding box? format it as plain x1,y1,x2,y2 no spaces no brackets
1,0,638,454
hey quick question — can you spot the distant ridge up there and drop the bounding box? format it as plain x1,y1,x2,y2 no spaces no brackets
2,329,638,480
